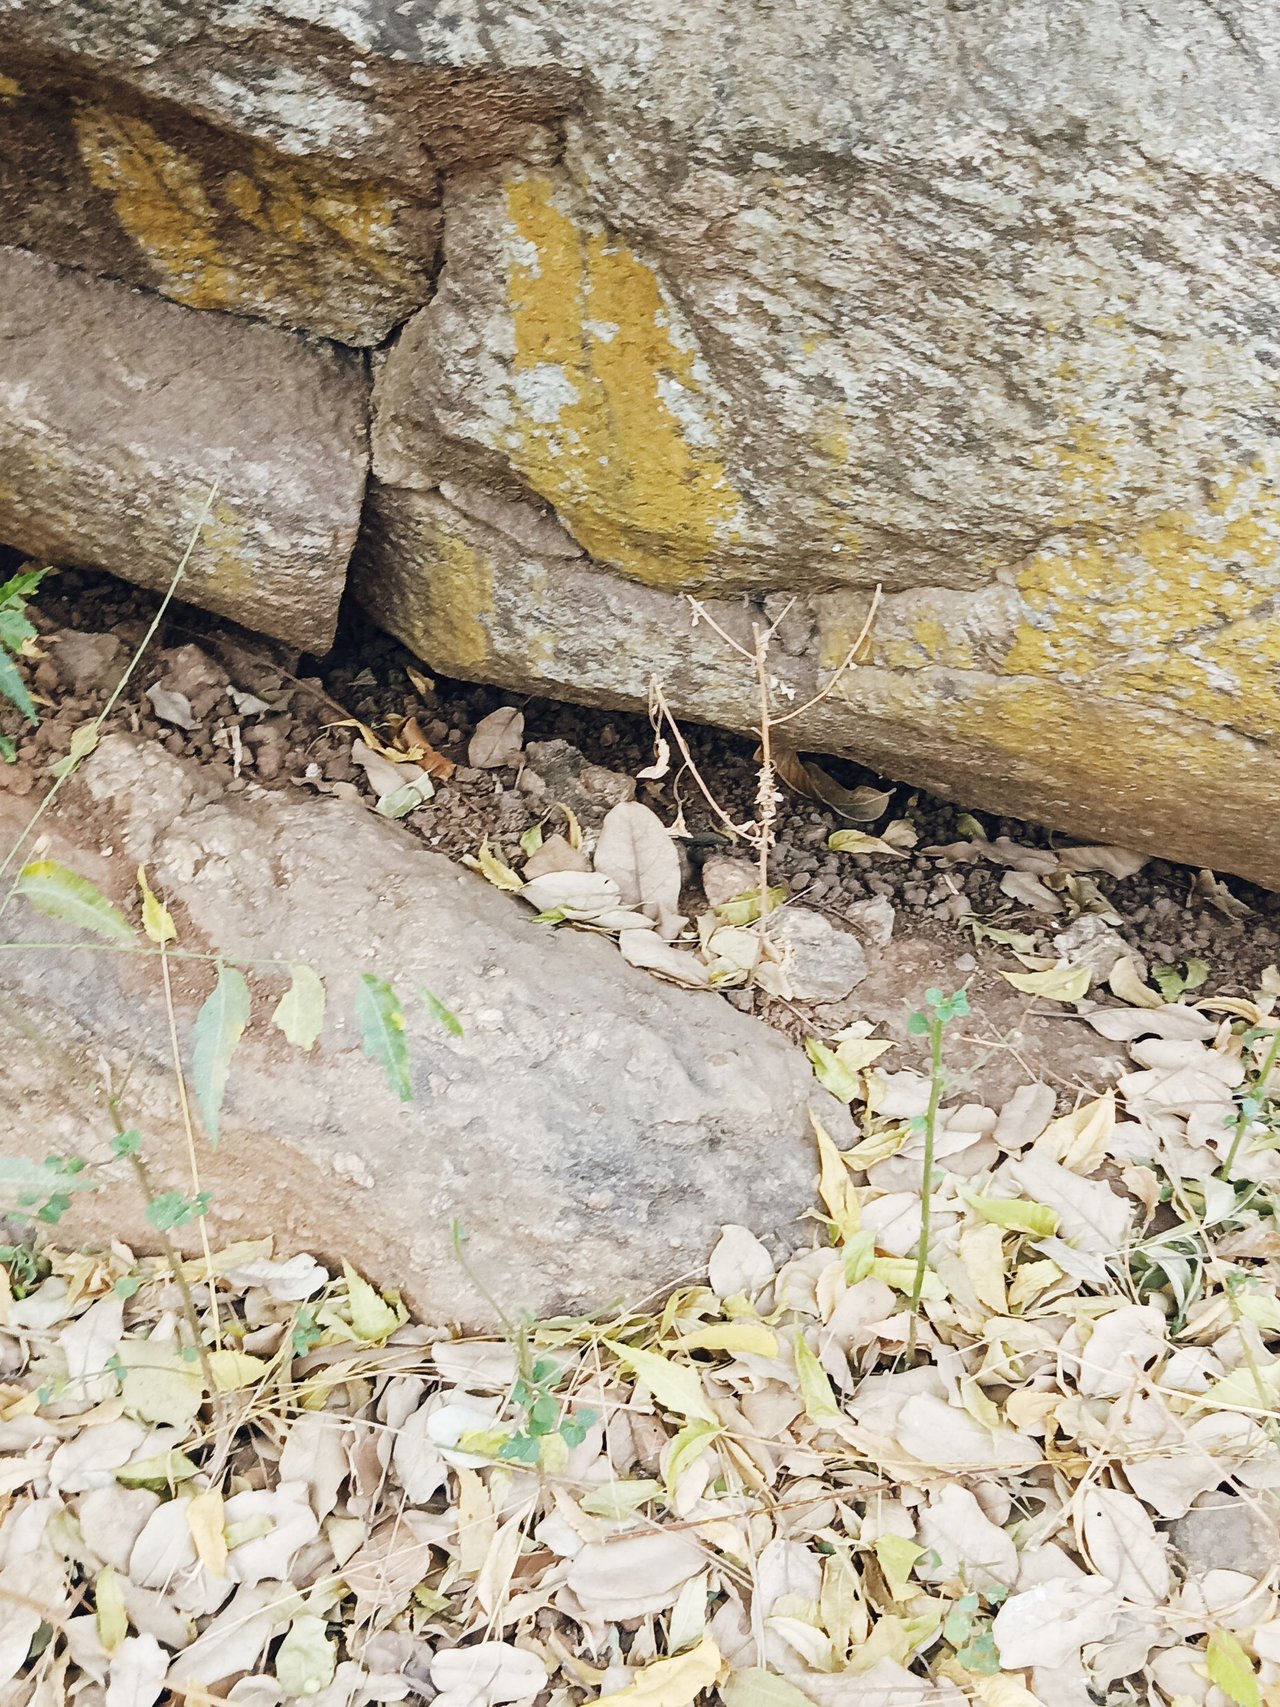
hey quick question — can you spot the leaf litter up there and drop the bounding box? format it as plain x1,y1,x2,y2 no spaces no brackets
8,963,1280,1707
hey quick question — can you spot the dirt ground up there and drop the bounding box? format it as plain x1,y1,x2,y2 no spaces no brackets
7,559,1279,1104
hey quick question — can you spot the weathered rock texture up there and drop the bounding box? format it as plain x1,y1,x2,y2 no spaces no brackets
0,736,838,1325
4,1,1280,881
0,247,367,650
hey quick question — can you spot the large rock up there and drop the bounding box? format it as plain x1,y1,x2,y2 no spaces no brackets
5,1,1280,881
0,736,839,1325
0,247,367,650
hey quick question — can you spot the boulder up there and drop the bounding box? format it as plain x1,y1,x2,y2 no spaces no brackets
4,1,1280,881
0,736,840,1325
0,247,367,651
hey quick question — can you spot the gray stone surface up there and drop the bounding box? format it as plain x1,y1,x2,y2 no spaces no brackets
0,247,367,651
1170,1498,1280,1582
5,1,1280,880
0,735,843,1326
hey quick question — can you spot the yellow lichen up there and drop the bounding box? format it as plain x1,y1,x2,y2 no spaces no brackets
73,108,423,326
503,177,740,590
414,518,493,674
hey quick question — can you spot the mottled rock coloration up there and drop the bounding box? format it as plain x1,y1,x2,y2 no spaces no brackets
0,246,367,650
0,736,840,1324
4,1,1280,879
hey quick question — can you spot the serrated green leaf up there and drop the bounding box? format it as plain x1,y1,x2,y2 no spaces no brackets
356,973,412,1100
192,964,251,1145
419,984,463,1038
271,964,325,1052
16,860,134,941
342,1261,402,1342
0,645,36,723
1206,1629,1261,1707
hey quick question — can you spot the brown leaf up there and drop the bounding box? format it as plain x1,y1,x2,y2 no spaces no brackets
469,707,525,769
398,715,455,780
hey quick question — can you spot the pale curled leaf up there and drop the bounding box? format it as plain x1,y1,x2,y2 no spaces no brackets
468,707,525,769
594,801,682,918
1001,962,1091,1003
192,964,251,1144
619,930,710,987
271,964,326,1051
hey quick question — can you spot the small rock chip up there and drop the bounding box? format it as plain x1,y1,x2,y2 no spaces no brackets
770,907,868,1002
701,855,759,910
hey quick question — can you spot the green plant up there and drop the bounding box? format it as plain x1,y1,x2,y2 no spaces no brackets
0,564,52,738
905,985,970,1354
450,1220,595,1467
1223,1022,1280,1178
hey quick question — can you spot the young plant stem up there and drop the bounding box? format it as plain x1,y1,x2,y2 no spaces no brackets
111,1108,218,1396
906,1016,946,1358
1223,1025,1280,1177
158,938,221,1346
0,488,216,909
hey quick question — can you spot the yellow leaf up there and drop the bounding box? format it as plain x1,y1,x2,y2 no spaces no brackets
965,1194,1060,1238
671,1322,779,1357
341,1262,402,1342
834,1033,893,1072
596,1637,721,1707
1000,962,1092,1003
828,830,907,859
603,1340,718,1424
187,1488,228,1576
939,1660,1042,1707
1206,1629,1262,1707
663,1419,724,1499
95,1565,128,1652
793,1331,842,1426
1033,1092,1115,1172
812,1111,860,1241
958,1221,1007,1314
136,864,176,945
207,1349,268,1392
873,1535,924,1601
722,1672,817,1707
462,839,524,893
871,1257,945,1299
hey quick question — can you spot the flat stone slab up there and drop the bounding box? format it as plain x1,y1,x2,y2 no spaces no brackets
0,247,367,651
0,737,842,1325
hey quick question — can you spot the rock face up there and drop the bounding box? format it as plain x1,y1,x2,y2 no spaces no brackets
0,736,839,1326
4,1,1280,881
0,247,367,650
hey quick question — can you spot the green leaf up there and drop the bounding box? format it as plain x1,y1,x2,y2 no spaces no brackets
275,1614,337,1698
136,865,176,944
94,1566,128,1654
0,645,37,724
874,1535,925,1600
271,964,326,1052
0,1155,96,1214
146,1190,209,1231
342,1261,401,1342
50,722,101,779
356,973,412,1101
16,860,134,941
376,780,433,818
806,1038,861,1103
419,984,463,1038
192,965,251,1145
793,1330,842,1425
602,1339,719,1424
722,1671,818,1707
965,1193,1060,1237
116,1448,200,1489
1206,1631,1260,1707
